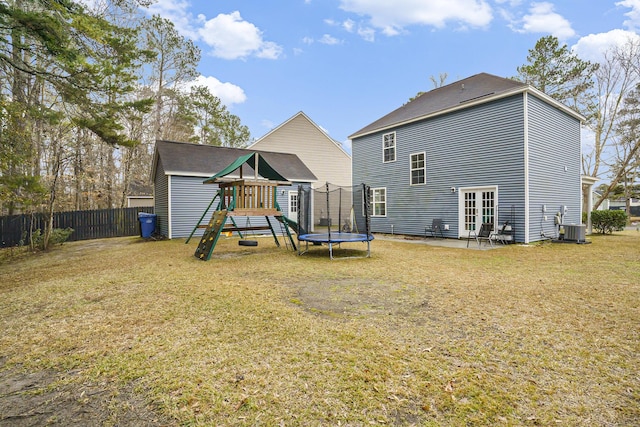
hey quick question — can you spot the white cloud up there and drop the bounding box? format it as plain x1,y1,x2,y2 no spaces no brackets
146,0,200,40
319,34,342,45
256,41,284,59
343,19,355,32
617,0,640,31
182,75,247,106
341,139,352,154
327,17,375,42
339,0,493,34
261,119,275,130
358,26,376,42
144,5,283,61
198,11,283,60
513,2,575,39
495,0,523,5
572,29,640,63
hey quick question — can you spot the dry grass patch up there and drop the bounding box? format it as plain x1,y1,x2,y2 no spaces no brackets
0,232,638,426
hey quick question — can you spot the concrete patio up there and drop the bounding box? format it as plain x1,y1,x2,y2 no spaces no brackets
373,234,511,250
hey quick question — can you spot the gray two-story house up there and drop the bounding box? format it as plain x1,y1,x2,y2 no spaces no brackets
349,73,584,243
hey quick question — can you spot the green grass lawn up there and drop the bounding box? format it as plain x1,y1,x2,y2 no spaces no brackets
1,232,638,426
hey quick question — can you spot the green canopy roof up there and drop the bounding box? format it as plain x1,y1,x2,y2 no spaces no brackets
203,152,289,183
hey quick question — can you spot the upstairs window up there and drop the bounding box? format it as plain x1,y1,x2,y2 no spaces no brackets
383,132,396,163
410,152,426,185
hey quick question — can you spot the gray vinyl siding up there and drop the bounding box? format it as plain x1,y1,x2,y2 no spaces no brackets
154,158,169,237
353,95,527,240
170,176,220,238
527,94,582,241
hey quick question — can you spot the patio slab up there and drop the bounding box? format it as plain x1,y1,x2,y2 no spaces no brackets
373,234,509,250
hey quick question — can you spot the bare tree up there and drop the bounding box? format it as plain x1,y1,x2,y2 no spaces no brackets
587,38,640,209
429,72,448,89
408,73,449,102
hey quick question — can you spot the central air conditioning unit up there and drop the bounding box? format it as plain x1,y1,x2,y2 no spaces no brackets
563,224,586,242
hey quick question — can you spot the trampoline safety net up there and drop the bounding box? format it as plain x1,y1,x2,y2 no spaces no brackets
297,182,372,240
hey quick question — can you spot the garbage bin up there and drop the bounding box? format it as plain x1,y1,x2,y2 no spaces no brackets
138,212,157,238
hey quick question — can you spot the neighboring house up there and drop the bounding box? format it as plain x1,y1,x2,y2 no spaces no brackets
127,195,154,208
151,140,317,239
609,197,640,217
248,111,352,227
349,73,585,244
126,180,154,208
593,191,609,211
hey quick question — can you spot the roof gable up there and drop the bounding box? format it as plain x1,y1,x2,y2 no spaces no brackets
349,73,582,139
152,140,317,183
248,111,350,158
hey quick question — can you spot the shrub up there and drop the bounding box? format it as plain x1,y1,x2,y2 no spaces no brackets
31,227,74,250
49,227,74,245
591,210,627,234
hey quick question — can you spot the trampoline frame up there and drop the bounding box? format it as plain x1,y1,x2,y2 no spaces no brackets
298,232,374,259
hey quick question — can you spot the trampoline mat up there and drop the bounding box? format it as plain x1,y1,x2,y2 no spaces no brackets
298,233,374,244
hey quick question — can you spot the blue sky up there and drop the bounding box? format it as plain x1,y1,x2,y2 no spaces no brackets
143,1,640,152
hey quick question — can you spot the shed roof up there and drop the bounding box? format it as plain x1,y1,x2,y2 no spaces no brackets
152,140,317,183
349,72,584,139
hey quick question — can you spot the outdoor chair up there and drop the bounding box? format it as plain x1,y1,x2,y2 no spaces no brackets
425,218,444,239
492,221,512,244
467,222,494,248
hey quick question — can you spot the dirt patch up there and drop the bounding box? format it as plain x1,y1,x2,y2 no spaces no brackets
290,278,429,321
0,360,172,427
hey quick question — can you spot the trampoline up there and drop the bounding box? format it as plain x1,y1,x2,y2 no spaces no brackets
297,183,374,259
298,232,374,259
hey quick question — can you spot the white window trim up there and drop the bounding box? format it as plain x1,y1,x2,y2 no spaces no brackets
288,190,298,219
409,151,426,186
370,187,387,217
382,132,396,163
456,185,499,238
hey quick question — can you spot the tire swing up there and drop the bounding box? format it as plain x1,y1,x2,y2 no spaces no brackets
238,216,258,247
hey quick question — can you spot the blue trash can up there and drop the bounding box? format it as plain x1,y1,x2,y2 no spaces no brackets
138,212,157,238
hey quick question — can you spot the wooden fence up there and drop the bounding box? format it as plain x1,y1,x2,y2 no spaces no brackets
0,207,155,247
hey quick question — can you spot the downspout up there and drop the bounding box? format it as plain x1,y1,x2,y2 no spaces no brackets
523,92,530,243
167,175,172,239
587,183,593,234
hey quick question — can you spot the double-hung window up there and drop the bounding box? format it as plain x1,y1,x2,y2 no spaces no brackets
410,152,426,185
383,132,396,163
370,187,386,217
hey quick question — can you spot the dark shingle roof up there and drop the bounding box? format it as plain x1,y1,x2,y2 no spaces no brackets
349,73,529,139
153,140,317,183
127,180,153,196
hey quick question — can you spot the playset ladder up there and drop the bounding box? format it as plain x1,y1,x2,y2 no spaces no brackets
194,210,228,261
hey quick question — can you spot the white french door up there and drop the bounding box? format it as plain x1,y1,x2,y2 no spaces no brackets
458,186,497,237
288,190,298,220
